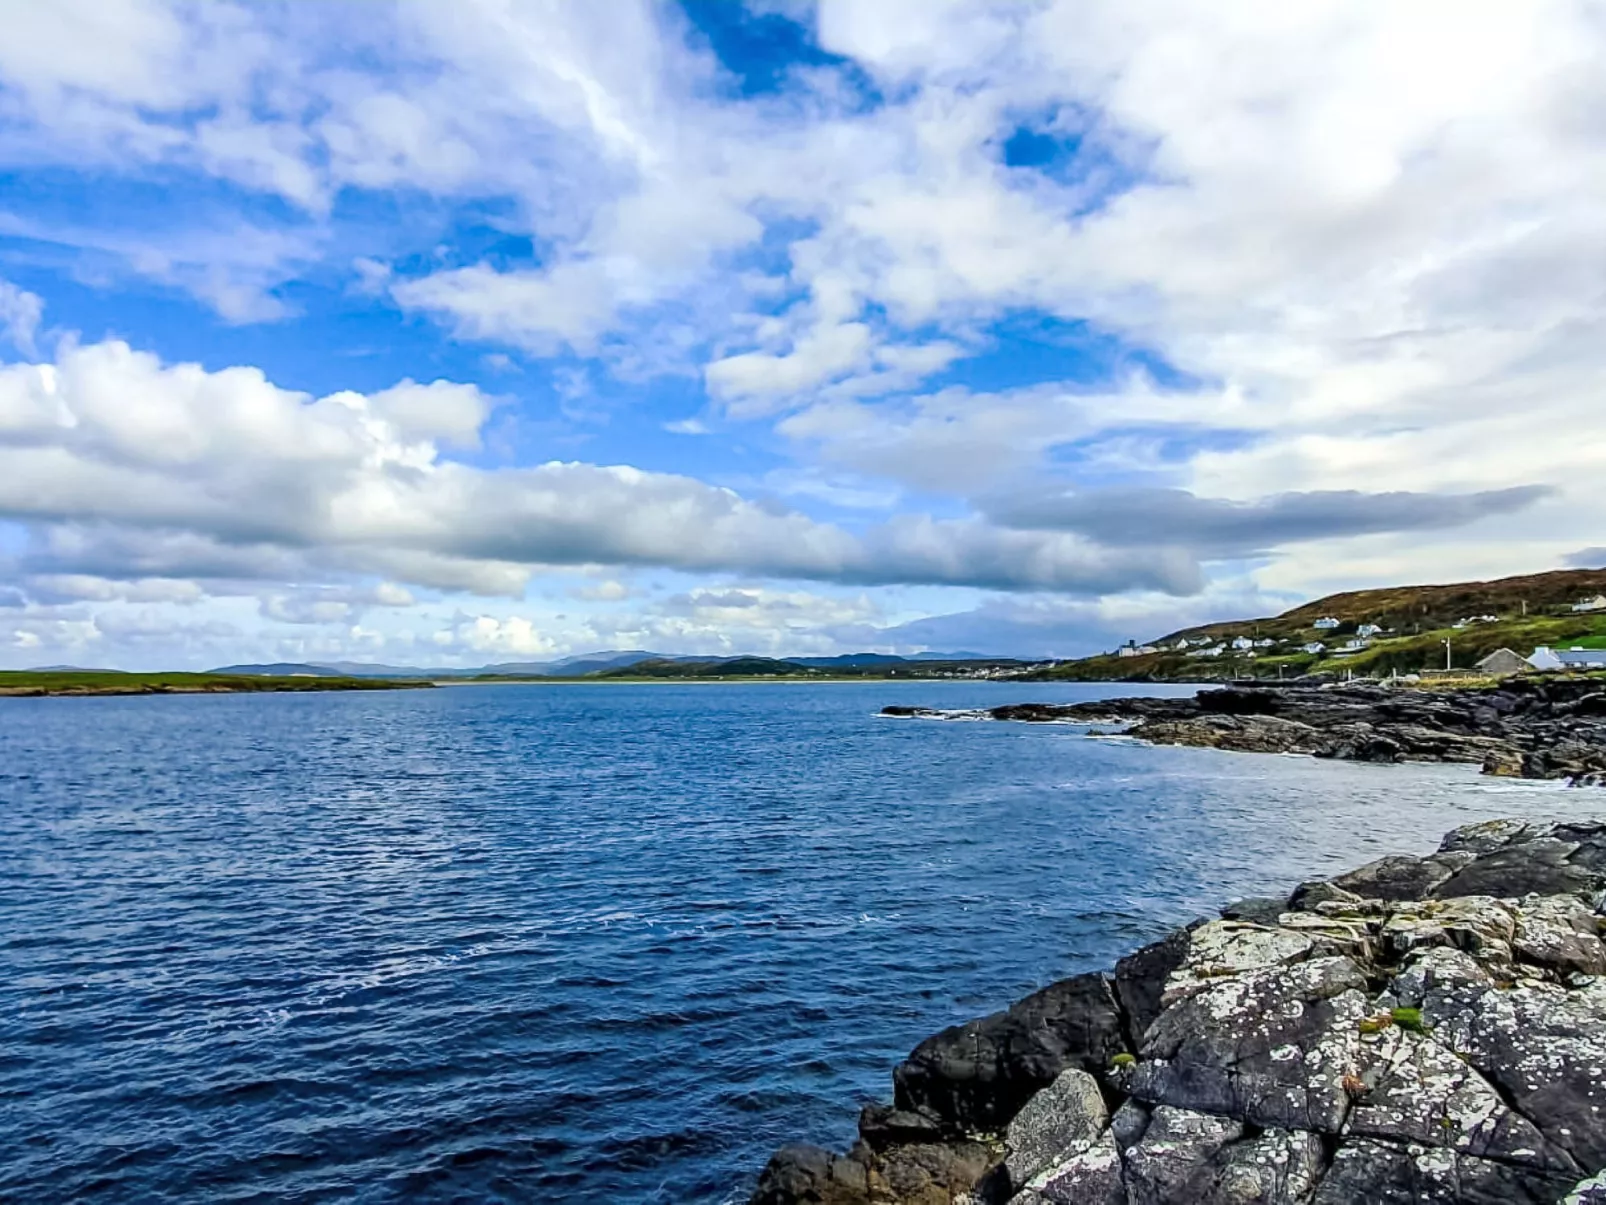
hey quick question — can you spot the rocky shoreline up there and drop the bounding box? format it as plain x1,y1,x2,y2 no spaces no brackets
750,818,1606,1204
883,677,1606,785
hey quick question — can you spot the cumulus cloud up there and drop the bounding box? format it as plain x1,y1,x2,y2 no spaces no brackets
0,338,1196,596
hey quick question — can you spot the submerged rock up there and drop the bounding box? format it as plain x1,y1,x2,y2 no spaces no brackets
749,819,1606,1204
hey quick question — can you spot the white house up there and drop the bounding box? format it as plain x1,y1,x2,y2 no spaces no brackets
1173,640,1191,652
1313,617,1340,630
1334,638,1370,654
1253,638,1275,648
1573,595,1606,613
1356,623,1382,638
1117,644,1158,658
1303,642,1327,655
1230,636,1254,650
1529,646,1606,671
1195,645,1225,658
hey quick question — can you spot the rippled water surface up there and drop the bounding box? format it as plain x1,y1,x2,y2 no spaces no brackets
0,681,1589,1201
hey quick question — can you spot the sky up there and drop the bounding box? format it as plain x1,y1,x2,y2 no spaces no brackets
0,0,1603,669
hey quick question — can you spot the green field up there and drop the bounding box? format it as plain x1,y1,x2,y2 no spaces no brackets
0,671,433,697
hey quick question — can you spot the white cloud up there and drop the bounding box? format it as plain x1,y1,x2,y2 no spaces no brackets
24,573,203,604
0,278,43,356
435,614,556,658
0,338,1197,596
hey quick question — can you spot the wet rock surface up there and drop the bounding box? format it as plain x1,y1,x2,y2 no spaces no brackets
748,819,1606,1204
882,678,1606,785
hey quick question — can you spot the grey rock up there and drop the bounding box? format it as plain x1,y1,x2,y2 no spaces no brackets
750,1143,871,1205
893,972,1127,1135
1133,956,1370,1132
1330,852,1472,901
1311,1137,1575,1204
1440,819,1545,857
751,820,1606,1205
1287,879,1363,911
1115,928,1192,1042
1345,1027,1575,1171
1110,1098,1151,1150
1423,972,1606,1169
857,1103,944,1151
1014,1130,1125,1205
1198,1128,1326,1204
1122,1105,1243,1205
1002,1068,1107,1190
1512,895,1606,977
1435,837,1598,900
1221,897,1288,926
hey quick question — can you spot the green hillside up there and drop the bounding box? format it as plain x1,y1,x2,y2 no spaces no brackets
1034,567,1606,681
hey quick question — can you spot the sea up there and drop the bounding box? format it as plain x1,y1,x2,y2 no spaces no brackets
0,681,1589,1202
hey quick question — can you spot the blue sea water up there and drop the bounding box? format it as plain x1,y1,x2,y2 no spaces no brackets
0,681,1589,1202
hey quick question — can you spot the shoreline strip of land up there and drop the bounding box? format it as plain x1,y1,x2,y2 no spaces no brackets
0,671,434,698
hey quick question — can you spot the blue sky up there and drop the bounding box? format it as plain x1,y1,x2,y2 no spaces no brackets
0,0,1600,669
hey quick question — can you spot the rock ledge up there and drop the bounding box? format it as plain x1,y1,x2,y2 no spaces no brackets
751,819,1606,1205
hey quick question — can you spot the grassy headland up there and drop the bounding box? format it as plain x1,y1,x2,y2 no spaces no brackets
1027,567,1606,682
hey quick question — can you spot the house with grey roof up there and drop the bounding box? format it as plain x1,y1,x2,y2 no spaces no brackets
1474,648,1528,676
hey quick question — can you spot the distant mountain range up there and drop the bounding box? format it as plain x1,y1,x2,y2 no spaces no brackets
206,649,1015,679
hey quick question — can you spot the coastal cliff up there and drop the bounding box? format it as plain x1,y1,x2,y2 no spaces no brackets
750,819,1606,1204
885,677,1606,785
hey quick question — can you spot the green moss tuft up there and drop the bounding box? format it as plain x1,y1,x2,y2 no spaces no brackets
1111,1052,1137,1068
1390,1006,1431,1034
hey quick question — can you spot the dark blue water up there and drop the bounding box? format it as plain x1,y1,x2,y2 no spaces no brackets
0,682,1586,1202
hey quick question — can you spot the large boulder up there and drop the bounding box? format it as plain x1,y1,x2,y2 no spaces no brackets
892,972,1127,1136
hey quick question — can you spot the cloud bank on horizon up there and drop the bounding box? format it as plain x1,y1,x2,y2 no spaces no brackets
0,0,1601,668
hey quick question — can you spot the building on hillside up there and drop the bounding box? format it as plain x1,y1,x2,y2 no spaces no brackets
1313,617,1340,630
1527,647,1561,671
1116,644,1158,658
1303,642,1327,655
1173,640,1191,652
1475,648,1529,676
1230,636,1254,650
1529,646,1606,671
1253,638,1276,648
1573,595,1606,613
1357,623,1383,638
1195,645,1225,658
1335,638,1370,653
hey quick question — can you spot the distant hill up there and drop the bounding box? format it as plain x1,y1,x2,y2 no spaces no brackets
211,662,341,677
594,656,809,678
